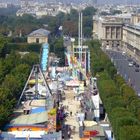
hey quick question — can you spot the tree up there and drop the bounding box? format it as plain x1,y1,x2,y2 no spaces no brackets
83,27,92,37
100,11,111,16
2,75,20,98
128,98,140,120
88,39,140,140
116,117,138,139
82,7,97,16
106,96,126,112
67,9,78,21
0,36,8,57
119,125,140,140
114,74,125,87
111,10,122,15
122,85,136,105
0,87,11,104
63,20,78,36
110,107,135,138
50,37,65,66
22,52,39,66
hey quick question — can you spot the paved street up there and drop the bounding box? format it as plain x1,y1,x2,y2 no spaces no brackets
106,50,140,96
62,90,81,140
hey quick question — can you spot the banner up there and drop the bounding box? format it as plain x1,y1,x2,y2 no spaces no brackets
48,108,56,133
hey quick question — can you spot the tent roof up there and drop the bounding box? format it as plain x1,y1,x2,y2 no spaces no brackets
11,111,48,125
84,121,97,127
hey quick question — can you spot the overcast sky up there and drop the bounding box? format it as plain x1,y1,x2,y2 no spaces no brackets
0,0,140,5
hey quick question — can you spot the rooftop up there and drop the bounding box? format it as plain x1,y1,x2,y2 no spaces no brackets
28,28,50,37
10,110,48,125
84,125,105,137
124,24,140,32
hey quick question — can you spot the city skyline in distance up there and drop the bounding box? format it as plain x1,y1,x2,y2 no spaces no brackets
0,0,140,5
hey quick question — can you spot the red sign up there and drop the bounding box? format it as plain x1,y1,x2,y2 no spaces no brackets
84,130,99,137
90,130,99,137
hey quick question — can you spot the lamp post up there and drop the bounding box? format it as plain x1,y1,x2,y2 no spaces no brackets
71,38,75,78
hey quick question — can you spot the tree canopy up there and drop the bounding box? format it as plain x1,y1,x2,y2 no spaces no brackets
0,6,97,38
0,36,39,129
89,40,140,140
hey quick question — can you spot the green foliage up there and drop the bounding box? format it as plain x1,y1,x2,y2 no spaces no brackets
6,43,42,53
22,52,39,66
0,47,38,129
100,11,110,16
10,64,31,89
11,37,27,43
114,74,125,87
89,39,140,140
66,9,78,21
0,6,97,38
105,96,126,112
110,107,137,138
97,71,109,80
2,75,21,98
111,9,122,15
87,40,117,78
98,79,118,98
0,14,42,36
50,37,65,66
0,6,19,16
128,98,140,120
121,85,136,105
0,36,8,57
0,52,21,84
82,7,97,16
116,117,138,139
119,125,140,140
63,20,78,36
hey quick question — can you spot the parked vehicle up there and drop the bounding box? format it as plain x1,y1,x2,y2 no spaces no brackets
135,64,139,68
127,58,133,62
128,62,133,67
135,68,139,72
122,51,126,55
133,61,136,65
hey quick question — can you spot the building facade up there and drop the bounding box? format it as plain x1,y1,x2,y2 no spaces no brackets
27,28,50,44
131,14,140,25
93,17,123,48
93,14,140,60
123,24,140,59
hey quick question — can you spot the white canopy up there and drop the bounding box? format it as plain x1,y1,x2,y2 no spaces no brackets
25,83,48,96
65,80,80,87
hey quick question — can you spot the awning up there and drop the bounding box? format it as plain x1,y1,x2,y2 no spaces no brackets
25,83,48,96
65,80,80,87
84,121,97,127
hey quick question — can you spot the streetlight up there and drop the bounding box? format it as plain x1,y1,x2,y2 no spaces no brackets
71,38,75,78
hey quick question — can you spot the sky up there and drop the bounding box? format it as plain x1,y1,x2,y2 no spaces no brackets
0,0,140,5
97,0,140,5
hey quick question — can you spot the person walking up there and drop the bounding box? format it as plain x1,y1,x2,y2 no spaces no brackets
70,111,72,116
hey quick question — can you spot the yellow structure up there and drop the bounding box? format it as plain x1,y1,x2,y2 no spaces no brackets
27,28,50,44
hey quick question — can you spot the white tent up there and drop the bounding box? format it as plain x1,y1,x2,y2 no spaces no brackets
84,120,97,127
65,80,80,87
49,82,64,91
25,83,48,96
91,95,100,118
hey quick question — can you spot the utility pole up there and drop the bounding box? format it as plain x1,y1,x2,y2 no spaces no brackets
78,10,83,63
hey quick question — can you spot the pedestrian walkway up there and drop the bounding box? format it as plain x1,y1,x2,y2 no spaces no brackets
63,90,81,140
